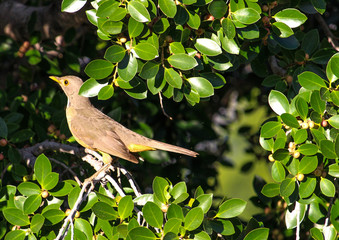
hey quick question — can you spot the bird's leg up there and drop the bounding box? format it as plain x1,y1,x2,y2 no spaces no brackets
84,152,113,185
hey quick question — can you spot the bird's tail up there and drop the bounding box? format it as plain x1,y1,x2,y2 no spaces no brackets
147,139,198,157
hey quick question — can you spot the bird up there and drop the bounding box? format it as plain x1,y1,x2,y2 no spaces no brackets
50,75,198,165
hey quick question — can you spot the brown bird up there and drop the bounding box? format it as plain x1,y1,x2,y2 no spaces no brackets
50,75,198,165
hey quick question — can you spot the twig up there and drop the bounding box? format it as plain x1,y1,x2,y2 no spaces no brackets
49,157,82,185
315,13,339,51
115,162,142,197
158,92,173,120
55,181,92,240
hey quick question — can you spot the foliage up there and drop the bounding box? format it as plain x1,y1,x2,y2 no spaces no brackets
0,0,338,239
1,154,269,239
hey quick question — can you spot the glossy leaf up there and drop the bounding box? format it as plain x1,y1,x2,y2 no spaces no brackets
164,218,182,235
328,115,339,129
272,22,294,38
221,37,240,55
184,207,204,231
118,53,138,81
79,78,107,97
297,71,327,90
268,90,289,115
298,143,318,155
285,203,306,229
261,183,280,197
273,8,307,28
128,1,151,22
164,68,182,89
127,227,157,240
280,178,296,198
260,121,282,138
92,202,118,220
295,97,309,120
195,38,222,56
271,161,286,182
167,54,198,70
118,195,134,220
142,202,163,228
243,228,269,240
34,154,51,186
188,77,214,98
293,129,307,144
299,156,318,174
97,1,126,21
85,59,114,79
222,18,236,39
42,209,65,226
31,214,45,233
128,18,144,38
153,177,170,204
281,113,299,128
328,164,339,177
215,198,247,218
320,140,337,159
208,0,228,19
98,85,114,100
134,43,158,61
3,208,30,226
200,72,226,89
61,0,86,13
310,90,326,114
320,177,335,197
18,182,41,196
159,0,177,18
105,45,126,63
23,194,42,214
167,204,184,221
187,10,200,29
195,193,213,213
233,8,260,25
299,177,316,198
42,172,59,190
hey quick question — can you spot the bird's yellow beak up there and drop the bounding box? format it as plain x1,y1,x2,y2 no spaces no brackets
49,76,60,83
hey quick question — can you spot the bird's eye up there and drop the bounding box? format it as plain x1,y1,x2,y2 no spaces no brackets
64,80,69,85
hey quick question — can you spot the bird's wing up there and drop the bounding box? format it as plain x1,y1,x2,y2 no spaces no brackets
68,108,139,163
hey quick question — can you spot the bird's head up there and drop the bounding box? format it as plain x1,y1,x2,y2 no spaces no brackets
50,75,90,107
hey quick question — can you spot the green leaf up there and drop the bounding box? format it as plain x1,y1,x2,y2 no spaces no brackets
49,181,73,197
208,0,228,19
222,18,236,39
85,59,114,79
18,182,41,196
280,178,296,198
330,91,339,107
285,203,306,229
260,121,282,138
187,10,200,29
23,194,42,214
221,37,240,55
299,177,316,198
271,161,286,182
42,172,59,190
194,38,222,56
142,201,163,228
159,0,177,18
233,8,260,25
302,29,319,55
92,202,118,220
215,198,247,218
25,49,41,65
123,77,148,99
259,137,274,151
42,209,65,226
4,230,26,240
328,115,339,129
171,182,187,199
169,42,185,54
118,53,138,81
164,218,182,235
195,193,213,213
188,77,214,98
311,0,326,14
134,43,158,61
272,22,294,38
147,70,166,94
128,17,144,38
127,227,156,240
164,68,183,89
75,218,93,240
140,61,160,79
200,72,226,89
261,183,280,197
329,164,339,177
243,228,269,240
3,208,30,226
105,45,126,63
128,1,151,22
61,0,86,13
30,214,45,233
320,140,337,159
98,85,114,100
299,156,318,174
273,8,307,28
79,78,107,97
153,177,170,204
298,143,318,155
10,129,35,143
295,97,308,120
310,90,325,114
281,113,299,128
118,195,134,220
167,204,184,221
320,177,335,197
97,1,126,21
293,129,307,144
268,90,290,115
100,20,123,35
297,71,327,90
34,154,51,186
167,53,198,70
184,207,204,231
194,231,212,240
206,55,233,70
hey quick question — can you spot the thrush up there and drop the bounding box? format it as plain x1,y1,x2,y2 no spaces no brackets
50,75,198,165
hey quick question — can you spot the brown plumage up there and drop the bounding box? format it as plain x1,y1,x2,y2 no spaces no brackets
50,75,198,163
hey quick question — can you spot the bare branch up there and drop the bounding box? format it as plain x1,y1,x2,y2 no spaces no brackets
315,13,339,51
